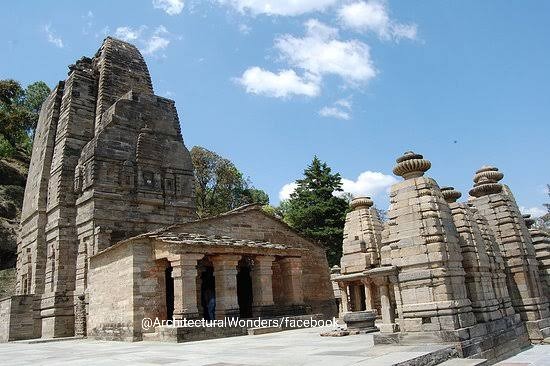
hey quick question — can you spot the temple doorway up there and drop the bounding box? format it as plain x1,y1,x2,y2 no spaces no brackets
237,258,253,318
165,266,174,320
200,266,216,320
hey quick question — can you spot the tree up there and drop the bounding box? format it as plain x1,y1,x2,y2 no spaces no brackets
0,79,50,157
22,81,51,136
280,156,349,266
190,146,269,218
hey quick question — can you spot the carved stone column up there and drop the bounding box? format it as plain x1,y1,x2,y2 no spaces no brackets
361,279,374,311
278,257,305,313
171,253,203,320
212,255,241,319
378,283,397,332
338,282,349,316
251,255,275,317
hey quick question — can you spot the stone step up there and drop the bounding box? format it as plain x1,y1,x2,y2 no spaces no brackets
247,326,282,335
436,359,488,366
11,336,84,344
541,326,550,339
392,345,458,366
542,337,550,345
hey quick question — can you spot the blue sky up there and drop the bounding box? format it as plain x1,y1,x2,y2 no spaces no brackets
1,0,549,215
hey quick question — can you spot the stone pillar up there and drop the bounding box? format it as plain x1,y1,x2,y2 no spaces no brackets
171,253,203,320
278,257,304,309
338,282,349,316
212,255,241,319
251,255,275,317
362,280,374,311
378,283,397,332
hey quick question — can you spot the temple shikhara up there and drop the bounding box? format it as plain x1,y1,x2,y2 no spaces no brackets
1,37,549,363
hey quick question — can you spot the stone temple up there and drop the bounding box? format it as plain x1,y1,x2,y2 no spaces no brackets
332,151,550,360
0,38,336,342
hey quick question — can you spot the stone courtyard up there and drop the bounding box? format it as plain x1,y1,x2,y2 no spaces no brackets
0,327,548,366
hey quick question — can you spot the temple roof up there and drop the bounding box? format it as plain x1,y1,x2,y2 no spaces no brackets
146,232,289,250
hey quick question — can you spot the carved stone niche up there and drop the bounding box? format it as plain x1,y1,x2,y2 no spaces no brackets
164,172,175,195
138,169,156,189
120,160,135,189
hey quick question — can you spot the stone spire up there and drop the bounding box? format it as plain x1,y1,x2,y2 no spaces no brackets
340,196,383,274
392,151,431,180
522,214,536,229
443,186,507,322
469,166,503,197
441,186,462,203
523,214,550,300
383,152,476,334
468,166,550,341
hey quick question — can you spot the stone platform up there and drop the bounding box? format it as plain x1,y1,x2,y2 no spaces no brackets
374,314,531,362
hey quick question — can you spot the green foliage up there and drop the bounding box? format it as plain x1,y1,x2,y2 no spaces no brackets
0,79,50,157
279,156,348,266
191,146,270,218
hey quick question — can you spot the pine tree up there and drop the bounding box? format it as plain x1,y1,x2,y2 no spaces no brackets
281,156,348,266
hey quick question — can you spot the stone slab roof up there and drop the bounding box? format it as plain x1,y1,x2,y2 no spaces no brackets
147,232,289,250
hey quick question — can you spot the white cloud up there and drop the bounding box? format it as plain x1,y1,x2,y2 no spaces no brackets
153,0,184,15
335,98,352,109
320,98,353,120
81,11,94,35
278,170,396,202
220,0,338,16
279,182,298,201
142,36,170,55
275,19,376,84
44,24,64,48
236,67,320,98
340,171,397,198
113,25,171,57
338,1,417,41
239,24,252,35
114,26,144,41
520,206,547,218
319,106,350,120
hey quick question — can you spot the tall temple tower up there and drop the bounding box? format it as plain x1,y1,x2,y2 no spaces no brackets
468,166,550,341
15,37,196,338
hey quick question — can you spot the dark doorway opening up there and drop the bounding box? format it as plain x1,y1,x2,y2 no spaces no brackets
165,267,174,320
200,267,216,320
237,265,253,318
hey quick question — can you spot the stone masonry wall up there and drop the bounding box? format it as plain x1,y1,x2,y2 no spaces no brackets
88,241,135,341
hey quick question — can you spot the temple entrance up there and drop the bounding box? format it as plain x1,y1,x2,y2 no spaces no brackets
165,266,174,320
200,266,216,320
237,258,253,318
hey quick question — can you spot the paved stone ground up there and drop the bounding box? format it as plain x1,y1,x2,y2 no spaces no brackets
496,345,550,366
3,326,546,366
0,326,454,366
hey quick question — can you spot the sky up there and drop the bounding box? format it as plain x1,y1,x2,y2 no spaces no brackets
1,0,549,215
